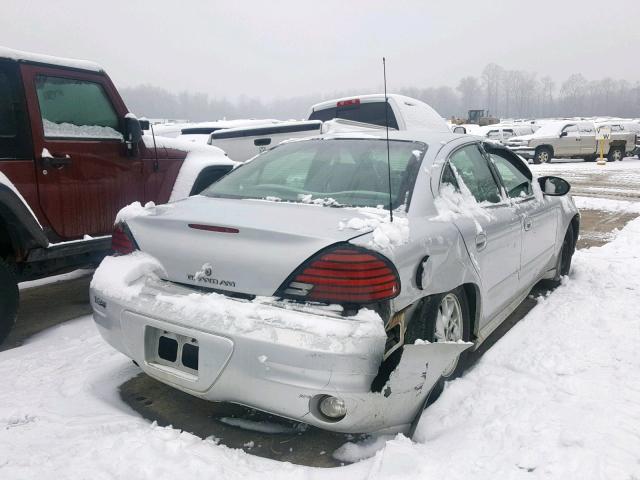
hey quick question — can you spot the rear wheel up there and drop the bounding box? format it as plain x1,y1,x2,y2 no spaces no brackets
0,259,18,344
607,146,624,162
533,146,552,164
405,287,471,404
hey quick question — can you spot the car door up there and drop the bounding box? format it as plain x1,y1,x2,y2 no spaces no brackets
21,64,143,240
578,122,597,156
441,143,522,327
556,124,580,156
488,147,559,287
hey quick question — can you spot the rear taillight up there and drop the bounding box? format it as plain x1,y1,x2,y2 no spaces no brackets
111,223,137,255
279,245,400,304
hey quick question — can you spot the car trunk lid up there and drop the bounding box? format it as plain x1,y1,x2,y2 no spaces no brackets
125,196,378,297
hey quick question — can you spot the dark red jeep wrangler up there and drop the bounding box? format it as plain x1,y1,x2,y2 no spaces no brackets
0,47,235,342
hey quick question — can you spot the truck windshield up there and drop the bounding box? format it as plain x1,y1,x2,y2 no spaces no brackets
309,102,399,129
202,138,426,210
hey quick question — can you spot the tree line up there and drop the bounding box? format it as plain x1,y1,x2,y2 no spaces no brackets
120,64,640,123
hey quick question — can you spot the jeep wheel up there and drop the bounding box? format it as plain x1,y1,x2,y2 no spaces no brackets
607,146,624,162
533,146,552,164
0,259,18,344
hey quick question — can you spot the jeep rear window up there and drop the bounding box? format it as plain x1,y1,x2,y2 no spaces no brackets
0,61,32,160
309,101,399,129
35,75,122,140
202,138,426,210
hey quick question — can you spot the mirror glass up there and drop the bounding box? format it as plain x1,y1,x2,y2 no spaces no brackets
538,176,570,196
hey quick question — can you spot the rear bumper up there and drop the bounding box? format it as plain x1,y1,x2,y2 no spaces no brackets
91,277,469,434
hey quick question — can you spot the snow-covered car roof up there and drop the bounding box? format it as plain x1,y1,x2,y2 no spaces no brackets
0,46,103,72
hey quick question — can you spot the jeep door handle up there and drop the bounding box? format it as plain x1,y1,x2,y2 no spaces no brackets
523,218,533,231
41,155,72,169
475,232,487,251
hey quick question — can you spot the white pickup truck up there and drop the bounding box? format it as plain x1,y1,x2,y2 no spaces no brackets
208,94,450,161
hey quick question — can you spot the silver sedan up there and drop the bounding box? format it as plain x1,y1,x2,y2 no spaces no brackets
91,130,579,434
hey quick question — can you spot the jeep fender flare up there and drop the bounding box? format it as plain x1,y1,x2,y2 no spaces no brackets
0,182,48,260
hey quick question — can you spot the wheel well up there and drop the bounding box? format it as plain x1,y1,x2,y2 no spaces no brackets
570,214,580,252
608,141,625,152
462,283,480,340
535,144,554,157
0,217,15,261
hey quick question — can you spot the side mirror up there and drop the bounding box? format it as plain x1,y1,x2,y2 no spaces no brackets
139,119,150,131
560,131,568,138
453,126,467,134
538,176,571,196
124,116,143,156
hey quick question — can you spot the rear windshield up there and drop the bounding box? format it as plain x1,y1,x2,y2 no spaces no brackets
309,102,399,129
202,138,426,210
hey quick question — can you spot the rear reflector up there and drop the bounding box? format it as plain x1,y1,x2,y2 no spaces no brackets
111,224,136,255
336,98,360,108
280,245,400,304
189,223,239,234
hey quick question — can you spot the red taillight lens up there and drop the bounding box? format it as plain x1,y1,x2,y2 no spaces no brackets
111,224,136,255
336,98,360,108
280,246,400,304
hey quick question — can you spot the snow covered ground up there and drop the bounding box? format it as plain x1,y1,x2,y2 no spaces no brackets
530,156,640,201
1,213,640,478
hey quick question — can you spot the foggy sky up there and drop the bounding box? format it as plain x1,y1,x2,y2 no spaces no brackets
2,0,639,100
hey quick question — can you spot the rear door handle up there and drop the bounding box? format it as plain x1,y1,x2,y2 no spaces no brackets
523,218,533,231
475,232,487,251
41,155,72,169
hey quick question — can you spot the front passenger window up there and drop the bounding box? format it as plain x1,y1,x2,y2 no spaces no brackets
490,153,533,198
448,145,501,204
35,75,122,140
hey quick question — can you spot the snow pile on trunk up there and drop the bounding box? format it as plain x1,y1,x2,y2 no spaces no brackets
42,119,123,140
91,252,385,348
2,217,640,478
339,208,410,251
114,201,158,224
90,252,166,301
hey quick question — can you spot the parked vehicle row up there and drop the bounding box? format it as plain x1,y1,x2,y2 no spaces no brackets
208,94,451,161
505,120,636,163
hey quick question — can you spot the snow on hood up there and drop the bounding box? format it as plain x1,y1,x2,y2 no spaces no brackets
508,133,535,142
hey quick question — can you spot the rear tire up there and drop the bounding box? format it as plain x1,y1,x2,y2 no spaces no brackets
533,146,552,164
0,259,19,344
405,287,471,404
607,146,624,162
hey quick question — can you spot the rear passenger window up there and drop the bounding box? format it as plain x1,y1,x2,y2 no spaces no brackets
0,61,31,159
309,102,399,129
447,145,501,204
35,75,122,140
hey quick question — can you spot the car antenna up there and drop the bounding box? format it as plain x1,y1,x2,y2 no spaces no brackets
383,57,393,223
149,121,159,172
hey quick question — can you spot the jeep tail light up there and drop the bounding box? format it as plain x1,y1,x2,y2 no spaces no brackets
279,245,400,304
111,224,137,255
